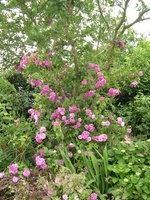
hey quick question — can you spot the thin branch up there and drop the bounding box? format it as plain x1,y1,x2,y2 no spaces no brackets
113,0,130,39
120,8,150,36
96,0,110,31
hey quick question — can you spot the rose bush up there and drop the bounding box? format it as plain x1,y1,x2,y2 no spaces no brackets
0,50,148,199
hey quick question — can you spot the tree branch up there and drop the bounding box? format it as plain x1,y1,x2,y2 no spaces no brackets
119,8,150,36
113,0,130,40
96,0,110,31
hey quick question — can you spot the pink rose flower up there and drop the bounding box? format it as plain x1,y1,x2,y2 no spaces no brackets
92,134,107,142
130,81,138,87
84,151,89,156
117,117,125,126
127,128,132,134
124,135,131,142
101,120,110,126
0,172,4,179
82,80,87,85
40,126,46,133
68,143,75,148
108,88,120,96
12,176,19,183
58,160,64,165
68,152,74,158
138,71,143,76
130,73,135,78
9,164,18,175
100,96,105,101
23,169,30,177
88,63,94,68
63,194,68,200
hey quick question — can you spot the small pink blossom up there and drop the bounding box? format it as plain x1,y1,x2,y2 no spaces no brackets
127,128,132,134
41,85,50,95
35,132,46,143
130,81,138,87
46,190,54,196
73,121,81,129
28,108,40,125
82,131,90,140
31,80,43,87
94,65,100,72
84,151,89,156
100,96,105,101
35,156,47,169
0,172,4,179
63,194,68,200
49,92,56,102
138,71,143,76
52,121,61,127
70,113,75,118
88,63,94,68
68,143,75,148
68,152,74,158
85,124,95,132
39,149,46,157
82,80,87,85
9,164,18,175
85,90,95,97
69,105,80,112
12,176,19,183
108,88,120,97
35,59,40,65
92,134,107,142
117,117,125,126
95,79,107,89
86,108,95,119
130,73,135,78
55,177,63,184
124,135,131,142
101,120,110,126
40,126,46,133
23,169,30,177
98,73,104,81
78,135,83,140
58,160,64,165
119,41,125,48
42,60,51,68
86,137,91,142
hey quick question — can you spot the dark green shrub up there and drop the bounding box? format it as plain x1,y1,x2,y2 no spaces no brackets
2,69,34,117
0,120,35,170
115,93,150,137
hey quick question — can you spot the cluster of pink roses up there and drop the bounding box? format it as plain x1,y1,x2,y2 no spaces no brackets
35,126,47,143
35,156,48,169
108,88,120,97
17,52,53,72
87,192,98,200
31,79,43,87
92,134,108,142
41,85,58,102
117,117,125,126
86,108,95,119
28,108,40,125
85,123,95,132
17,55,28,72
130,71,143,87
51,106,82,129
0,164,30,183
101,120,111,126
